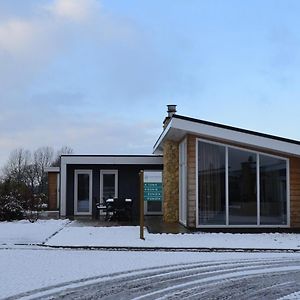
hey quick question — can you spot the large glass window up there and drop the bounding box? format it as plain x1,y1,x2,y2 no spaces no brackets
228,149,257,225
198,141,226,225
197,140,288,227
260,155,287,225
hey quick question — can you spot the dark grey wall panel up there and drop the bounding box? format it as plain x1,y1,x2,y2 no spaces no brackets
66,164,163,220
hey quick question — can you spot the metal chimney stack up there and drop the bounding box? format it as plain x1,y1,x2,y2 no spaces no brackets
163,104,177,129
167,104,177,118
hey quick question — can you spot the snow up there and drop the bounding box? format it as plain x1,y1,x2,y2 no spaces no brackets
2,219,300,250
2,221,300,298
0,248,298,299
0,219,69,245
46,225,300,250
280,291,300,299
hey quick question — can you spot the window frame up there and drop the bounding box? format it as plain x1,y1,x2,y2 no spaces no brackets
179,138,188,226
100,170,118,204
196,138,290,228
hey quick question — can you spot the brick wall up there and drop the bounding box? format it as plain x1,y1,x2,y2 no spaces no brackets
163,140,179,222
48,172,58,210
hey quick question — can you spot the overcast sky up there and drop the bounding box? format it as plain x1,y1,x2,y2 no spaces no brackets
1,0,300,166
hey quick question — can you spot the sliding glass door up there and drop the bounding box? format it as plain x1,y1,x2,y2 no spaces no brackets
228,149,257,225
198,141,226,225
197,139,289,227
260,155,287,225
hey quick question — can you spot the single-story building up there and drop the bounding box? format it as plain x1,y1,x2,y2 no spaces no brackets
46,105,300,229
46,156,163,220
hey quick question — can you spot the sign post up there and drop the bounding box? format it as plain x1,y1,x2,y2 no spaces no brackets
139,170,145,240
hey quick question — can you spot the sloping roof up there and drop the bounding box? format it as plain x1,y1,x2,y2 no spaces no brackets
153,114,300,156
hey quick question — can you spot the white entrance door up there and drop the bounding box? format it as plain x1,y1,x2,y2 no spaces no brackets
74,170,92,215
179,139,187,225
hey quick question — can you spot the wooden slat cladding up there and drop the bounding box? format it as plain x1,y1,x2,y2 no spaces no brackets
290,157,300,227
48,173,58,210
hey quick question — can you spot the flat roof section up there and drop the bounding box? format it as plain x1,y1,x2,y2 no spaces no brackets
44,167,60,173
61,155,163,165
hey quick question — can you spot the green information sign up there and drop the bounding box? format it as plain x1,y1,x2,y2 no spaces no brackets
144,182,162,201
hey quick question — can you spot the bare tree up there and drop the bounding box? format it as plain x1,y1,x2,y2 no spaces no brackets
1,145,74,221
52,146,74,167
33,147,54,194
2,148,31,184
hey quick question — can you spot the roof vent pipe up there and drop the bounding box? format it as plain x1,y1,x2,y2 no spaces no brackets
167,104,177,118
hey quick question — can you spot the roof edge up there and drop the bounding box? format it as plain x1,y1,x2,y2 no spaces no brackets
173,114,300,146
44,167,60,173
60,154,163,157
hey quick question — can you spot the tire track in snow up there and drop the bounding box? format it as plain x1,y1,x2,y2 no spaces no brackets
9,257,300,300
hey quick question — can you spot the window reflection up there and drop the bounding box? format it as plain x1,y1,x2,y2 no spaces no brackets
228,149,257,225
197,140,288,226
198,141,226,225
103,174,116,200
260,155,287,225
77,174,90,212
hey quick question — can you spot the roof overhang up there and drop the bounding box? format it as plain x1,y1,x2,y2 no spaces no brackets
44,167,60,173
153,115,300,157
61,155,163,165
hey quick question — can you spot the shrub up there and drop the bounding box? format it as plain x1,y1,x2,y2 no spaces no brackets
0,193,24,221
24,193,47,223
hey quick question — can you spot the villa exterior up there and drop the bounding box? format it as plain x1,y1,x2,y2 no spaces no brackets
47,105,300,229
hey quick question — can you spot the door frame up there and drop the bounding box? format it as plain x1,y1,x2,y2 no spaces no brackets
74,169,93,215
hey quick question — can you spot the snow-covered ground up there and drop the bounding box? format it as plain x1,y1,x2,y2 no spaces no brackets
0,219,69,245
2,219,300,250
2,220,300,298
1,248,299,299
46,225,300,250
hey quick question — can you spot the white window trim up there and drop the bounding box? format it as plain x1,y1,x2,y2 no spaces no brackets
100,170,118,204
196,137,290,228
74,170,93,216
225,147,229,226
179,138,187,226
256,153,260,226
